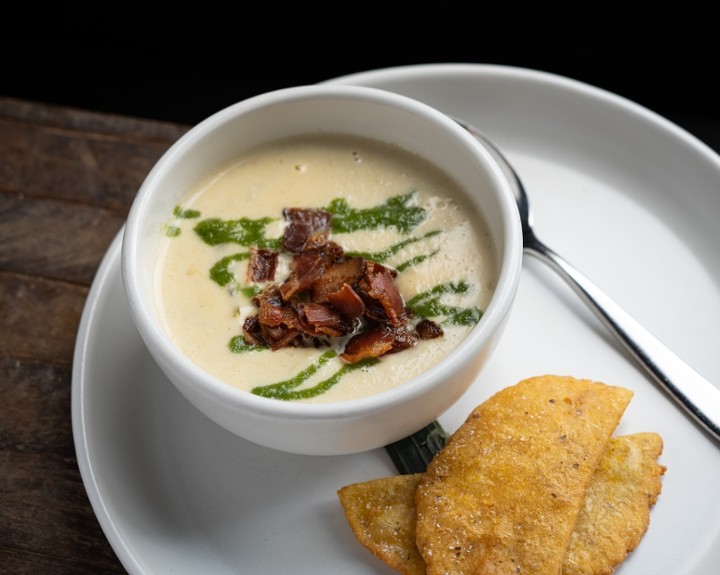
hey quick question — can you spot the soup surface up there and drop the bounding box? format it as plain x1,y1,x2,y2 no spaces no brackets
156,134,497,402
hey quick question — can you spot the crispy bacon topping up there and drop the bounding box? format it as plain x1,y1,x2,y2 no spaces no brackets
360,261,407,327
297,302,353,338
326,283,366,320
282,207,332,253
416,318,444,340
242,207,444,363
311,257,365,302
340,326,397,364
247,247,279,282
279,251,325,301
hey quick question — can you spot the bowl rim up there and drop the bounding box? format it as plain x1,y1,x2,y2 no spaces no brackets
121,83,523,421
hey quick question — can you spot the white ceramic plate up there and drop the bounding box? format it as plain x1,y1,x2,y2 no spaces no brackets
72,64,720,574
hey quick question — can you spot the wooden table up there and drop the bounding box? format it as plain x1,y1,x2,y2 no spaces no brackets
1,97,188,573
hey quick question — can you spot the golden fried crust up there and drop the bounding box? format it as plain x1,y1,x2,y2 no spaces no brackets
337,434,664,575
338,473,426,575
415,375,634,575
562,432,665,575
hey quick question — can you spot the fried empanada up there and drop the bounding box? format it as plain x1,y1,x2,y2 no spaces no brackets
562,431,665,575
338,473,425,575
415,375,633,575
338,433,664,575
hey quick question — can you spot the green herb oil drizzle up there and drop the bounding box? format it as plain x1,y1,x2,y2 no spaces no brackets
346,229,441,262
407,281,483,326
165,204,201,237
209,252,251,286
194,217,282,249
250,350,379,400
326,192,425,234
228,336,267,354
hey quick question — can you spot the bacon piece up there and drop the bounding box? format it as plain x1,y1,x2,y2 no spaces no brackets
365,260,397,278
389,327,419,353
279,251,326,301
357,293,390,323
247,247,278,282
255,291,299,329
282,208,332,253
320,240,345,265
247,289,303,350
240,205,446,358
284,207,332,230
340,323,421,363
327,283,366,320
416,318,444,340
297,302,353,337
311,257,365,302
360,262,407,327
243,308,303,351
340,325,397,363
260,324,303,350
242,316,265,346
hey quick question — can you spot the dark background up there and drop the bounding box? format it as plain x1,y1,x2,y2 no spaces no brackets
5,2,719,152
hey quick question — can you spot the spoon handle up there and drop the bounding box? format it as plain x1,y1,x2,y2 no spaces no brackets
526,239,720,444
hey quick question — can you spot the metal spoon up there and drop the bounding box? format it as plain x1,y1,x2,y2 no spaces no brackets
458,118,720,444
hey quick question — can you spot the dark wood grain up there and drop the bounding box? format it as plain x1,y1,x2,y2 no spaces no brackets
0,97,188,573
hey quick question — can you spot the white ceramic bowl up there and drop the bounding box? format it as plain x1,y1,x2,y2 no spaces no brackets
121,84,522,455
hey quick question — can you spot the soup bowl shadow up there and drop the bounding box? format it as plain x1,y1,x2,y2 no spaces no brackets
121,84,523,455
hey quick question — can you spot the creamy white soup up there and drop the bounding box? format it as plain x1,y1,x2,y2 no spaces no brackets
156,134,497,403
